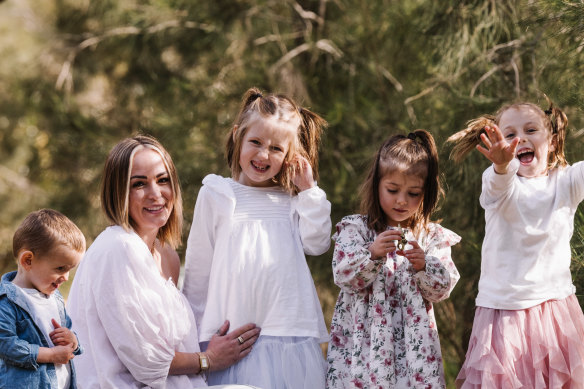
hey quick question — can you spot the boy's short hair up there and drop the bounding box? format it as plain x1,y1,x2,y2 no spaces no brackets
12,209,86,258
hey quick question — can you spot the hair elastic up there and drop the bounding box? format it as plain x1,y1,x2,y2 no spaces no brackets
544,109,552,115
407,132,417,141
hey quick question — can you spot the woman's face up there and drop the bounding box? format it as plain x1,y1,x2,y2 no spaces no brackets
128,147,174,239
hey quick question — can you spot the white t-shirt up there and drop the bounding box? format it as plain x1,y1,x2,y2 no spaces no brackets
19,287,71,389
67,226,206,389
476,158,584,309
182,175,331,342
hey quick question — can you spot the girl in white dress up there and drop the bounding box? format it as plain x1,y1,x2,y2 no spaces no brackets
325,130,460,388
182,88,331,389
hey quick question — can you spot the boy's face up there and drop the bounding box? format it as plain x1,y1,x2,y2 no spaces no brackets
20,245,83,295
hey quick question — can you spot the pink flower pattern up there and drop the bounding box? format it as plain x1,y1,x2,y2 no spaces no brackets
326,215,461,389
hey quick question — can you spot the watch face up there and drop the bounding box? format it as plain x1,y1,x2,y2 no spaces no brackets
200,354,209,369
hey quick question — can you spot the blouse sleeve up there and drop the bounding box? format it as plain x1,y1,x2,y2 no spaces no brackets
480,159,519,209
89,233,192,388
332,216,385,292
182,175,235,327
413,225,461,302
292,185,332,256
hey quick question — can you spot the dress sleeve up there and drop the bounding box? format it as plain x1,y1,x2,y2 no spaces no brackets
292,185,332,255
331,216,385,292
413,225,461,302
0,299,39,369
182,175,235,327
91,235,192,388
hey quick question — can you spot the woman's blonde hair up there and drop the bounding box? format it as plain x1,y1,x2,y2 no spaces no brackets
226,87,327,193
360,130,442,234
448,98,568,168
101,134,183,249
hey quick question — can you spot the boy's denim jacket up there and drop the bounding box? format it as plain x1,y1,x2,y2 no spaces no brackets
0,271,83,389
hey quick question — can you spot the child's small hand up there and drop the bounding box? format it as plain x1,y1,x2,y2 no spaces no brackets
50,318,78,350
369,230,403,259
50,345,75,365
476,125,519,173
289,155,315,191
399,240,426,272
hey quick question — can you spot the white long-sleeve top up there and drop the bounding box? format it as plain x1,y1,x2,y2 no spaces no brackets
182,174,331,343
67,226,205,389
476,158,584,310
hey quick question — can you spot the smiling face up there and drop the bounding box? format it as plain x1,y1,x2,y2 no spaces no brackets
237,118,296,187
378,170,425,227
16,245,82,295
499,106,555,178
128,147,174,242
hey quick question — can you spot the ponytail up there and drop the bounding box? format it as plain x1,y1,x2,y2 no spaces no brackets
544,100,568,168
298,107,327,182
447,115,495,163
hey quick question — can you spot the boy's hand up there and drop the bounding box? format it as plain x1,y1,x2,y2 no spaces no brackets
476,125,519,174
50,345,75,365
50,319,78,350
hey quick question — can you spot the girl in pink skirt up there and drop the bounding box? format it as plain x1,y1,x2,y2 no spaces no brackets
448,99,584,388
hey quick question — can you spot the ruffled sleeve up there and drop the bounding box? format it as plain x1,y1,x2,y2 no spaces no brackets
182,174,235,327
82,227,192,387
413,223,461,302
331,215,385,292
291,185,332,255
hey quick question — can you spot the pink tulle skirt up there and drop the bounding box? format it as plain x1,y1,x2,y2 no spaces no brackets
456,295,584,388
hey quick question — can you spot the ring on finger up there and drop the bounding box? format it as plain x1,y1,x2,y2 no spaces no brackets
237,336,244,345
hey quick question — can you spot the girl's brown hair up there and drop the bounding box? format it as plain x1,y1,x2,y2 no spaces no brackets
360,129,442,234
448,98,568,168
101,134,183,249
226,87,327,193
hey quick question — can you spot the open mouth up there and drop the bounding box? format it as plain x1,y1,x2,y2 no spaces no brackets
251,161,269,172
517,149,534,165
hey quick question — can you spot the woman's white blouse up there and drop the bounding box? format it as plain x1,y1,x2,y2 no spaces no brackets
182,174,331,343
67,226,206,389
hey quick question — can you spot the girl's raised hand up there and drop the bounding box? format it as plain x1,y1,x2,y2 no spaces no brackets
289,155,315,192
369,229,403,260
399,240,426,272
476,125,519,173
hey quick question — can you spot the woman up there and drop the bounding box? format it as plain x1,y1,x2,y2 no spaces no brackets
67,135,260,388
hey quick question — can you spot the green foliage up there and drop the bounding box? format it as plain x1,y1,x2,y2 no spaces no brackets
2,0,584,386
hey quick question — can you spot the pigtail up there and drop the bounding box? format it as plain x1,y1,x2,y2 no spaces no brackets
410,129,442,229
447,115,496,163
544,99,568,168
297,107,327,182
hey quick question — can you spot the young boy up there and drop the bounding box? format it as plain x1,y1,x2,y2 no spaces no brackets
0,209,85,389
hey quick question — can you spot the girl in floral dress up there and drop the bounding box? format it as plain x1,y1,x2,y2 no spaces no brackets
326,130,461,389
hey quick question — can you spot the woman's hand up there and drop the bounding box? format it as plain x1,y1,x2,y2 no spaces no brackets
289,155,315,192
476,125,519,174
400,240,426,272
205,320,261,371
368,229,403,260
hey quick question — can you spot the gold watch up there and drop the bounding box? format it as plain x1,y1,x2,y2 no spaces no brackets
198,352,210,372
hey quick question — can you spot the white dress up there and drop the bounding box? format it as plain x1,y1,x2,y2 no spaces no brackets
68,226,206,389
183,174,331,388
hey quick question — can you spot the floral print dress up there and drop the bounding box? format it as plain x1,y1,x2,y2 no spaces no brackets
326,215,461,389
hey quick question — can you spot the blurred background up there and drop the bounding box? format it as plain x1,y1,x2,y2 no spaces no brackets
1,0,583,386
